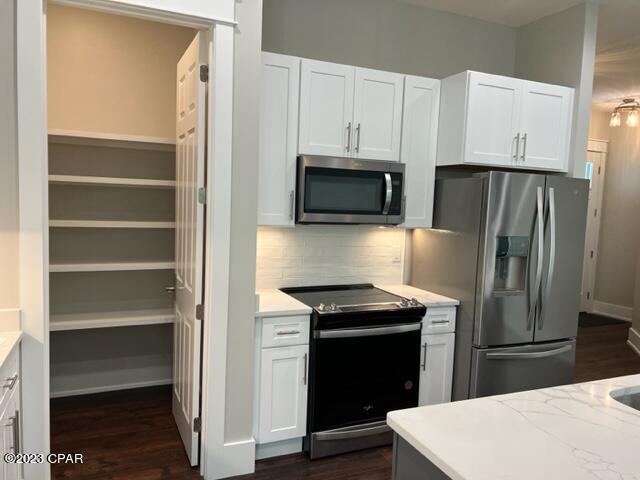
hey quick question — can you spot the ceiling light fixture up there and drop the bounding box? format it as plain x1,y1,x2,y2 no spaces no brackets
610,98,640,127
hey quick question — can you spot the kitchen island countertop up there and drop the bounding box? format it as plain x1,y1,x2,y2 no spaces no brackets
388,374,640,480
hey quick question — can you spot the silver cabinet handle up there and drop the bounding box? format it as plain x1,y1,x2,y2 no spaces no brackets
3,374,17,390
5,415,15,452
288,190,295,221
355,123,361,152
528,186,544,331
382,173,392,215
513,132,520,162
165,286,176,294
521,133,528,162
487,344,572,360
539,187,556,330
430,320,450,325
421,342,427,371
276,330,300,336
345,122,352,152
302,353,308,386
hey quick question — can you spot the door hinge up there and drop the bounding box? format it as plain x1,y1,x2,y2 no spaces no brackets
598,166,602,174
590,250,594,259
193,417,202,433
594,208,598,217
200,65,209,83
196,304,204,321
587,292,591,300
198,187,207,204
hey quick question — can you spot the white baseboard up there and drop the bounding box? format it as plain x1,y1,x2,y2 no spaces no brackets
592,301,633,322
256,438,302,460
628,328,640,357
0,309,21,331
205,438,256,479
50,378,172,398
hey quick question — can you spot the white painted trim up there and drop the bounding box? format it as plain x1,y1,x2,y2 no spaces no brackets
50,0,237,28
592,300,633,322
628,327,640,357
587,138,608,153
255,438,302,460
50,379,172,398
0,309,22,331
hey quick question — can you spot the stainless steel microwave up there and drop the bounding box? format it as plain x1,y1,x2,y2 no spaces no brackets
296,156,405,225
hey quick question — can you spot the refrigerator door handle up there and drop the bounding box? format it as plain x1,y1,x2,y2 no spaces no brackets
527,186,544,331
486,344,572,360
539,187,556,330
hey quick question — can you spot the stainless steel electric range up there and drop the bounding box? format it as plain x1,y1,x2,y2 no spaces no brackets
280,284,426,459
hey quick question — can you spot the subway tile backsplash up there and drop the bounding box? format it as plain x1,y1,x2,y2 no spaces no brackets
256,226,406,289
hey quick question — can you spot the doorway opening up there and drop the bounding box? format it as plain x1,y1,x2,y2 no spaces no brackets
46,4,207,476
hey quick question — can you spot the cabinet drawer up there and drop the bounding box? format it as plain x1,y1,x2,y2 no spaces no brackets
0,347,19,411
422,307,456,334
262,316,310,348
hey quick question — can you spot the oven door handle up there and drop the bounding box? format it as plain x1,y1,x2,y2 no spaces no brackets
314,421,390,441
315,323,421,339
382,173,392,215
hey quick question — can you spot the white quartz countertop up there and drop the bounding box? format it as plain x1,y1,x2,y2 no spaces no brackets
388,374,640,480
377,284,459,307
0,331,22,369
255,289,312,318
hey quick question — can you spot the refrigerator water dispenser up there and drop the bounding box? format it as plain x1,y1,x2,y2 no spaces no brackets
494,236,529,295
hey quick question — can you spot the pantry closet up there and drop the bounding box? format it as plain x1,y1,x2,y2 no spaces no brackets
46,4,205,465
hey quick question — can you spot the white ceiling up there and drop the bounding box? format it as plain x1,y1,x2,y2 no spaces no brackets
397,0,586,27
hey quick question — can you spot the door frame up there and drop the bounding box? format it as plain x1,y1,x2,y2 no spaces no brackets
16,1,247,479
580,138,608,313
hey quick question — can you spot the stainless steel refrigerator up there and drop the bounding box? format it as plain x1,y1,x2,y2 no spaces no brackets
411,171,588,400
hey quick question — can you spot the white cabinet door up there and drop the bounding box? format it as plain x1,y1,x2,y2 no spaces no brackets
518,81,573,172
465,72,521,167
258,53,300,226
258,345,308,444
1,384,20,480
400,76,440,228
352,68,404,161
299,60,355,157
419,333,455,406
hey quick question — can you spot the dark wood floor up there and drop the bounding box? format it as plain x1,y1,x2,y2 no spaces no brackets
51,314,640,480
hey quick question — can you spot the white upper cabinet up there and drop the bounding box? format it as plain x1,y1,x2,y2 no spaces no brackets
298,59,355,157
437,71,573,172
299,59,403,161
258,53,300,226
352,68,404,161
465,73,521,167
518,80,573,171
400,75,440,228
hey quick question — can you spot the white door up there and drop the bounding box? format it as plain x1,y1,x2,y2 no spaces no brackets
465,72,521,167
258,53,300,226
400,75,440,228
352,68,403,161
518,81,573,171
173,31,207,466
298,59,355,157
258,345,308,444
419,333,455,406
581,147,607,312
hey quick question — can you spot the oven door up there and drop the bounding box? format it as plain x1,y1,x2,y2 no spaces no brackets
311,323,421,433
297,156,404,224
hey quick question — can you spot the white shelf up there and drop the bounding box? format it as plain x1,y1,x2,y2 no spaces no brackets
50,261,175,272
48,129,175,152
50,308,175,331
49,175,176,189
49,220,176,229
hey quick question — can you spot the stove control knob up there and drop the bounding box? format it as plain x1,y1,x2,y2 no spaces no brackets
410,298,420,306
317,303,326,312
329,302,338,311
399,298,409,307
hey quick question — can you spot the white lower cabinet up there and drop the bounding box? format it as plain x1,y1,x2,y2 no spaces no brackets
257,345,309,444
0,346,21,480
419,306,456,407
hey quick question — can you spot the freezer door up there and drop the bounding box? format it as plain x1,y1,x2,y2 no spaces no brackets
536,176,589,343
475,172,546,347
469,339,575,398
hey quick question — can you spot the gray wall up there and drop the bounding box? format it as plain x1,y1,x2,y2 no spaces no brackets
225,0,262,443
0,0,19,310
262,0,517,78
515,3,599,179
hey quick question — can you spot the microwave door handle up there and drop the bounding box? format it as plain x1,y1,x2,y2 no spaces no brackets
382,173,392,215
